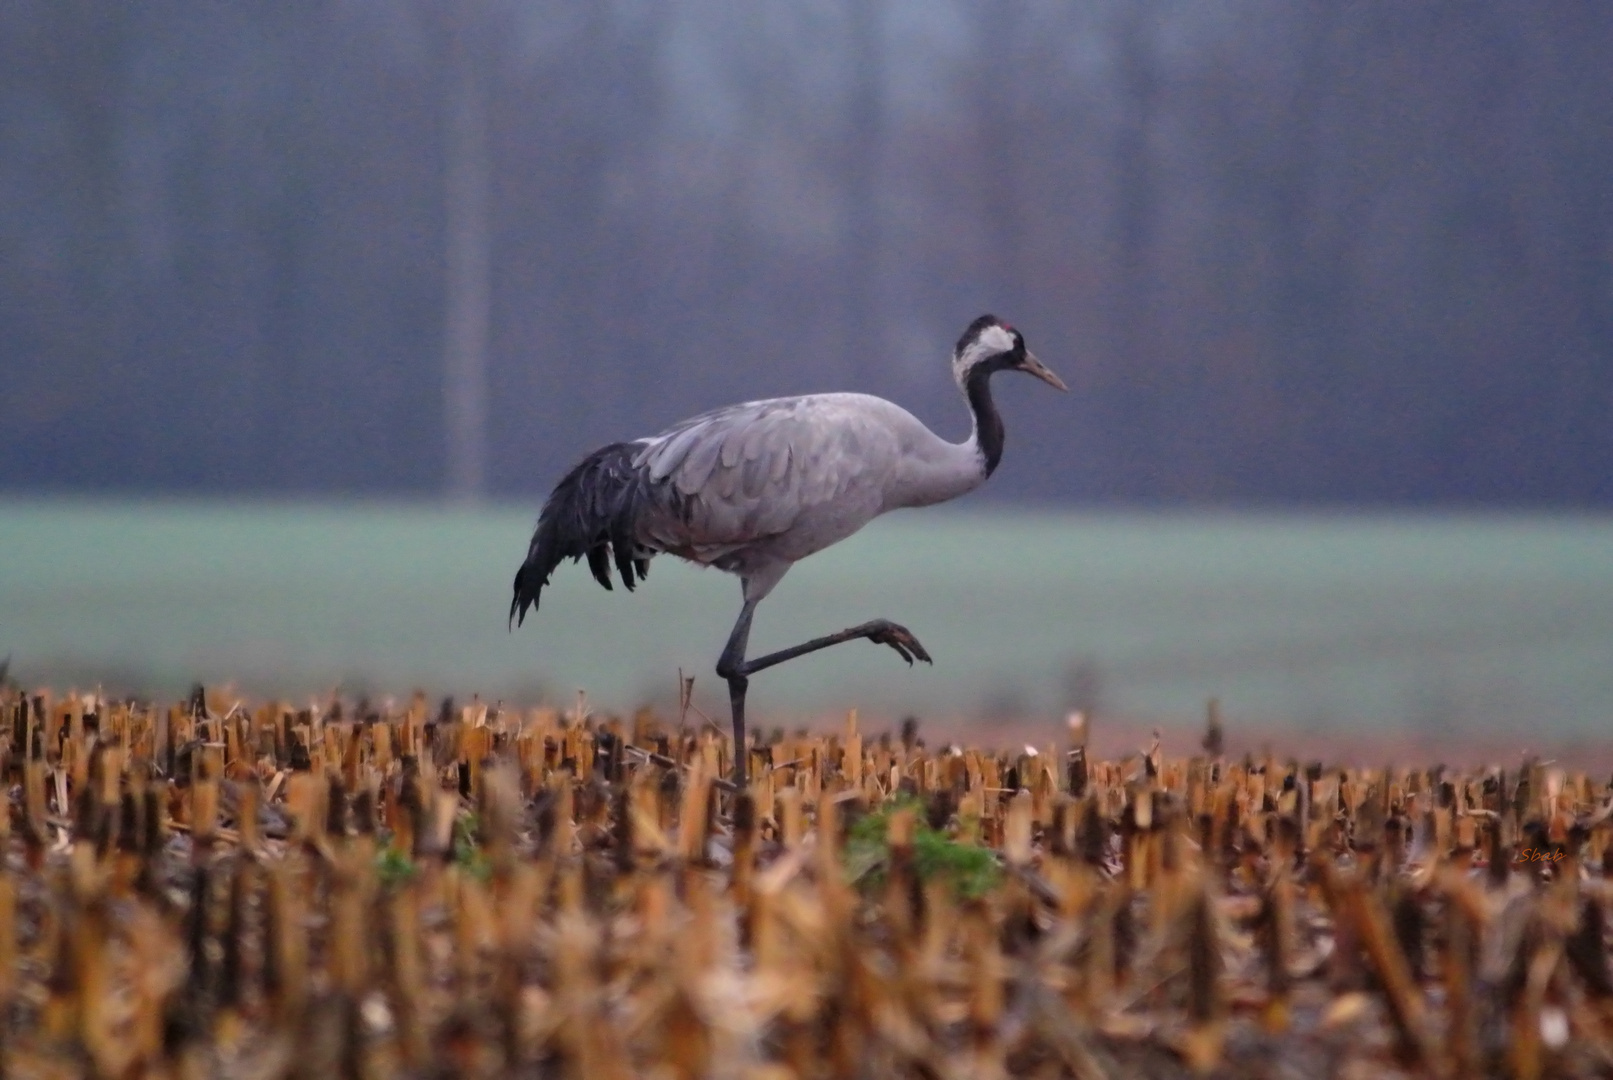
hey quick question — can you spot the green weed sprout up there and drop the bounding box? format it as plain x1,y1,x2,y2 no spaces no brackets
453,811,494,883
375,845,418,889
844,796,1001,900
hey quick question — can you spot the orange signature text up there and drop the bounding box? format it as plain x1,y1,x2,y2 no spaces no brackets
1515,848,1565,863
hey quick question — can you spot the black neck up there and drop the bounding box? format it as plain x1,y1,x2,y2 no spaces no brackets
964,362,1007,476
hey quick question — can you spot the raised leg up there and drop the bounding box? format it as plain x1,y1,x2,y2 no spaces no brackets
715,602,931,787
742,619,931,676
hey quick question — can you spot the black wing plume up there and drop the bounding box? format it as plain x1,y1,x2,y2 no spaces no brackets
510,442,652,628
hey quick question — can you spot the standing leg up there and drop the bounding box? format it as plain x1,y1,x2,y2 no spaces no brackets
715,600,758,786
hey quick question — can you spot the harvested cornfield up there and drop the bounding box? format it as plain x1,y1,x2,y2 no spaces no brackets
0,685,1610,1079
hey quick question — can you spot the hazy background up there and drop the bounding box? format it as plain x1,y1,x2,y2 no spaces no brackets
5,0,1610,504
2,2,1611,744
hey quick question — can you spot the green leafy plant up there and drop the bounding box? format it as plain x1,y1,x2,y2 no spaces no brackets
453,812,493,883
375,845,418,889
843,797,1001,900
374,813,491,886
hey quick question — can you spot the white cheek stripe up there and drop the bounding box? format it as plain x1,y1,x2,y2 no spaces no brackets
977,324,1016,355
954,324,1017,379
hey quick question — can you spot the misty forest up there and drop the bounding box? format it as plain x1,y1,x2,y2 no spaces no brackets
3,1,1610,506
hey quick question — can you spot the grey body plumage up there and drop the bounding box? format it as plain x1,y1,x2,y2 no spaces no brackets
512,314,1065,784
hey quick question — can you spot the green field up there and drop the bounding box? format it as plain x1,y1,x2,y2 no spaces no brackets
1,499,1610,736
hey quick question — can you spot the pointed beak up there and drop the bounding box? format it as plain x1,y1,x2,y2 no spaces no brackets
1019,350,1068,392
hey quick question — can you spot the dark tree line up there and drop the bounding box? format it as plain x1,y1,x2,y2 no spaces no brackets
2,1,1609,504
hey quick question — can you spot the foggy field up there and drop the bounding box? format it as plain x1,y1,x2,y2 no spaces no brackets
6,9,1611,1069
5,6,1611,747
2,499,1610,738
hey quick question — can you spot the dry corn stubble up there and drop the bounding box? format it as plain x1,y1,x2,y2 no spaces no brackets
0,685,1610,1078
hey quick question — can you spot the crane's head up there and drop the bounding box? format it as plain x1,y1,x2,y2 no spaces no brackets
952,315,1067,393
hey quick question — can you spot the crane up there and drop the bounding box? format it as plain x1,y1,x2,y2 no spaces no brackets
511,314,1065,785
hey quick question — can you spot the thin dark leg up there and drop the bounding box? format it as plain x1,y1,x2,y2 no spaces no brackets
715,604,931,787
716,601,757,786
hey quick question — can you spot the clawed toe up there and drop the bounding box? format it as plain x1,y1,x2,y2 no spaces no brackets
860,620,933,666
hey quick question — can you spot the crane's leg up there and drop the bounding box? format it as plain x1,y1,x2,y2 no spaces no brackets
715,600,758,786
741,619,932,675
715,601,931,787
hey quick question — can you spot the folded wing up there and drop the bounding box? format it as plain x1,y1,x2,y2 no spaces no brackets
634,395,900,556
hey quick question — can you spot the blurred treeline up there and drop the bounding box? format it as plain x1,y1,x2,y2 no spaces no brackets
3,1,1609,504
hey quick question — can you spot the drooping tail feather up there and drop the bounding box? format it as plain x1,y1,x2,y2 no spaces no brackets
510,442,653,627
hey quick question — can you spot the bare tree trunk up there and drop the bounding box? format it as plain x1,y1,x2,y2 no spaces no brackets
978,0,1024,309
1107,0,1161,491
443,5,491,502
842,0,884,384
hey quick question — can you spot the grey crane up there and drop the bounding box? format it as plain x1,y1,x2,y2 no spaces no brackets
511,314,1065,785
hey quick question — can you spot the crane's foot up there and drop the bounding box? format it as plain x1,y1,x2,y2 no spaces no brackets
853,619,932,666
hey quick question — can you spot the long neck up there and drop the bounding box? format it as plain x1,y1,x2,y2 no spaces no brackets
963,363,1006,476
